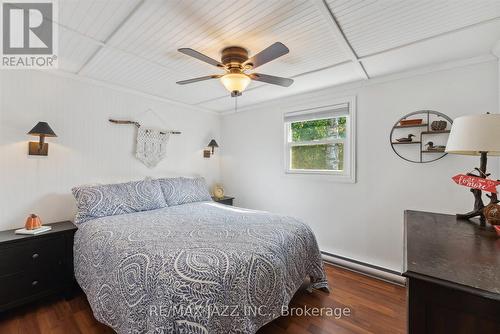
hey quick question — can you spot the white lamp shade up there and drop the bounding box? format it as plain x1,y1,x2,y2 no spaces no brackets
445,114,500,156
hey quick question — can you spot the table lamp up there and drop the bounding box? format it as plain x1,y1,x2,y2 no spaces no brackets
446,113,500,225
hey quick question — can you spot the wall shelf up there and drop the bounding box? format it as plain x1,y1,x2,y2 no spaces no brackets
393,124,428,129
421,130,450,134
389,110,453,163
392,141,422,145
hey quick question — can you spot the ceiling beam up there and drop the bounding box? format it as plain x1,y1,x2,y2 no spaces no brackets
77,0,147,74
314,0,369,80
45,69,218,115
193,0,372,107
359,16,500,61
218,54,496,115
38,1,191,80
58,21,190,81
194,60,352,106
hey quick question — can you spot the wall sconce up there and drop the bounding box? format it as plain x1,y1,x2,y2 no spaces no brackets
27,122,57,156
204,139,219,158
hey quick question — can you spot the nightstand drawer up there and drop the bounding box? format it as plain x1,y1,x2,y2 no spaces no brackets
0,237,65,276
0,269,61,306
212,196,234,206
0,221,76,312
218,198,233,205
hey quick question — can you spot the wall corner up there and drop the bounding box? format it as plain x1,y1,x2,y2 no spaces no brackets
492,40,500,177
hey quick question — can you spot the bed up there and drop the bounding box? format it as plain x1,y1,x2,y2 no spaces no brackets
73,179,328,334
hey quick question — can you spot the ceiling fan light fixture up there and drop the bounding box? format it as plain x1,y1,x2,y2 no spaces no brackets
177,43,293,96
220,73,251,95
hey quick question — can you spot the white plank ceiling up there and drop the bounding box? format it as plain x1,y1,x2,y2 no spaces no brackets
55,0,500,113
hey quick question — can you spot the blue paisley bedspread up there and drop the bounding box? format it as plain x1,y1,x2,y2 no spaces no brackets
74,202,328,334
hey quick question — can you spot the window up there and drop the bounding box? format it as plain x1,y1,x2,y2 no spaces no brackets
284,97,356,182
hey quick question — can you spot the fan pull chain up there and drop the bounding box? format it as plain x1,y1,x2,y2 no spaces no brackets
234,95,238,113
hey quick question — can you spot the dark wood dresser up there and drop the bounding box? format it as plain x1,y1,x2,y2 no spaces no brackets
404,211,500,334
0,221,77,312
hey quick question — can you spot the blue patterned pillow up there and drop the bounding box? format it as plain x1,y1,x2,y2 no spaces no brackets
158,177,212,206
72,179,167,224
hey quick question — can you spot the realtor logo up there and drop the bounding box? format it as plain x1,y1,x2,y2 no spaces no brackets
1,0,58,68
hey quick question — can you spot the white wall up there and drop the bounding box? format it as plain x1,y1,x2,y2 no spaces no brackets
0,70,220,231
1,60,497,272
494,43,500,174
220,60,499,272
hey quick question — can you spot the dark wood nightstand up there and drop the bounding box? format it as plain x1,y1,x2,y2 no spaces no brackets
212,196,234,206
0,221,77,312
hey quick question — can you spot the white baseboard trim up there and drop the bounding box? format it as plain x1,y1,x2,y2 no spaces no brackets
321,252,407,287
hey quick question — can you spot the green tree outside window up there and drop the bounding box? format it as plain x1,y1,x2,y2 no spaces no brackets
290,117,346,171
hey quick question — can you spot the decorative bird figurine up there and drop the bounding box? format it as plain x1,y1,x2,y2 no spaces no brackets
425,141,446,151
396,134,415,142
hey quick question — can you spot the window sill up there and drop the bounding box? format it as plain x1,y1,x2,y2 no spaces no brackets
284,170,356,183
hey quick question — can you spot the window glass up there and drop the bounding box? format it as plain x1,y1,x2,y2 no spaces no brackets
291,143,344,171
291,117,347,142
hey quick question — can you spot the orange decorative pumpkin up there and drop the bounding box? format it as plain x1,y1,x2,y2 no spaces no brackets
25,214,42,230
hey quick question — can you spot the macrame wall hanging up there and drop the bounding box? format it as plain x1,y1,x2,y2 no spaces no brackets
109,112,181,168
136,127,169,168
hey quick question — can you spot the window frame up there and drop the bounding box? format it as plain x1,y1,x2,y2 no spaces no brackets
283,96,356,183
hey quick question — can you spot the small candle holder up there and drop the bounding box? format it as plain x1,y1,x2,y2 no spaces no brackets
25,214,42,230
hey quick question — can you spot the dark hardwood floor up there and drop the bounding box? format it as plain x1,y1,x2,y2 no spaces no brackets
0,264,406,334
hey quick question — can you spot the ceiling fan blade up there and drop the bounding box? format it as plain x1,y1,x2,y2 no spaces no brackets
178,48,224,68
244,42,289,69
176,75,222,85
249,73,293,87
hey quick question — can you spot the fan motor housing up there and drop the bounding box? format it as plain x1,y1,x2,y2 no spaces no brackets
221,46,248,68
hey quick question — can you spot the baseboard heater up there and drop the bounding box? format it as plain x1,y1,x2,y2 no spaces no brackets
321,251,407,286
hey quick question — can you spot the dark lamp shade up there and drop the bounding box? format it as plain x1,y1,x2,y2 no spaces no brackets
207,139,219,148
27,122,57,137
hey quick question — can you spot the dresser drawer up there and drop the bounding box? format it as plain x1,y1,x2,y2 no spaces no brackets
0,237,66,276
0,269,62,306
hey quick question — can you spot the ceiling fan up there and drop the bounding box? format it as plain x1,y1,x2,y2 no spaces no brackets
176,42,294,97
